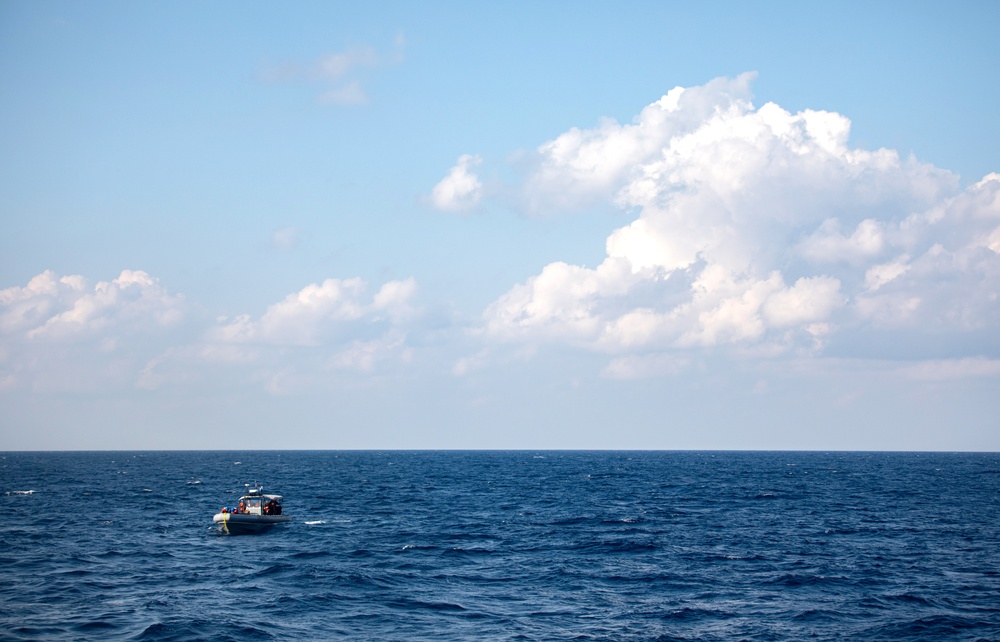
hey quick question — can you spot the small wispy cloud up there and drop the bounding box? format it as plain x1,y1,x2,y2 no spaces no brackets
261,35,405,106
899,357,1000,381
317,46,378,80
319,80,368,106
271,227,301,251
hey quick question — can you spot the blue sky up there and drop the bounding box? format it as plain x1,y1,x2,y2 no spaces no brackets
2,2,998,450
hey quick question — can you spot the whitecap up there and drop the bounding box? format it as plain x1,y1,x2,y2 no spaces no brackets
8,490,37,495
304,520,326,525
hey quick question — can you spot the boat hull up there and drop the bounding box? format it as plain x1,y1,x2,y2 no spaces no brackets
213,512,291,534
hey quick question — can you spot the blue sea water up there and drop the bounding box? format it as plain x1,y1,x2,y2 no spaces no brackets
2,451,999,641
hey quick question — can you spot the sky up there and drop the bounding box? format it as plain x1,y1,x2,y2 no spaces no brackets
1,2,998,451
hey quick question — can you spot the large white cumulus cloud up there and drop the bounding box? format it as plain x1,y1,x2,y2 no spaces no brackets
480,74,1000,376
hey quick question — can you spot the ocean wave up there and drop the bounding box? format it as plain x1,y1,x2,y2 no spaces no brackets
289,550,332,559
387,598,466,612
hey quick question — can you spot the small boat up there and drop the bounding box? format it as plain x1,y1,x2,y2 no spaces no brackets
213,482,291,534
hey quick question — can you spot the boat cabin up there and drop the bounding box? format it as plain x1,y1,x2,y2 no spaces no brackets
233,483,283,515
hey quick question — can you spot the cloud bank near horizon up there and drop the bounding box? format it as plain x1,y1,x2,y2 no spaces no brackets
3,75,999,396
0,270,419,394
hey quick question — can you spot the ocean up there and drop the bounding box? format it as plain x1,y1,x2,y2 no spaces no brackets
2,451,999,640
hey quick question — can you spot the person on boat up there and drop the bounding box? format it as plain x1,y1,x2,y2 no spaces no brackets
238,500,245,514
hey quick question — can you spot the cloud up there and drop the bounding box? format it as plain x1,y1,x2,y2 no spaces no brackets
452,349,491,376
0,270,187,392
864,256,911,292
517,76,759,214
1,269,184,340
211,277,417,348
320,80,368,105
261,38,404,106
602,353,689,380
317,46,378,80
372,277,419,323
430,154,483,213
0,270,423,393
271,227,302,251
139,276,420,391
469,74,1000,375
899,357,1000,381
329,330,412,373
797,219,885,264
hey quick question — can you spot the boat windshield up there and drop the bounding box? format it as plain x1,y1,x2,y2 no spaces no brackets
242,497,263,515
